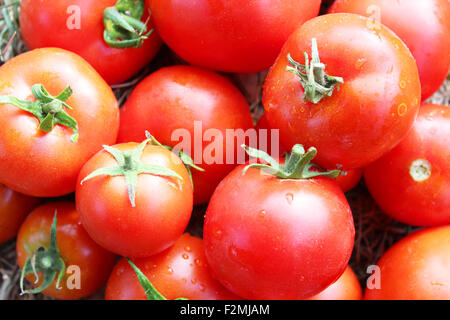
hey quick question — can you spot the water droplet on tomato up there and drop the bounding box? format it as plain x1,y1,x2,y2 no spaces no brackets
184,246,191,252
213,228,223,239
258,210,266,218
182,253,189,260
167,267,174,274
285,193,294,205
397,103,408,116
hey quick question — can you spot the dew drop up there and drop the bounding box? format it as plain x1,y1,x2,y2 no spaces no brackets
213,228,223,239
258,210,266,218
182,253,189,260
167,267,174,274
285,193,294,205
194,259,202,266
397,103,408,116
184,246,192,252
399,80,406,89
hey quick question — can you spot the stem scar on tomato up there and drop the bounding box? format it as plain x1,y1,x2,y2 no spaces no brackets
0,84,79,142
103,0,153,49
409,159,432,182
20,211,66,295
286,38,344,104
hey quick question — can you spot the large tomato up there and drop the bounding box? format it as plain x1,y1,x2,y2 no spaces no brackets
118,65,254,204
263,13,421,170
364,104,450,227
204,145,355,299
76,138,193,258
0,48,119,197
330,0,450,101
105,234,240,300
16,202,116,300
365,225,450,300
148,0,321,73
0,184,40,245
20,0,162,84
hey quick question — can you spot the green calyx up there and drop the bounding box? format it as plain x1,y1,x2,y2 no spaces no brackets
145,131,204,189
20,212,66,295
103,0,153,49
242,144,341,179
0,84,78,142
81,133,184,207
286,38,344,104
127,258,187,300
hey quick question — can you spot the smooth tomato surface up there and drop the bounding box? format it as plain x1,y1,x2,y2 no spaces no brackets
0,184,40,245
336,169,363,193
16,202,116,300
365,226,450,300
330,0,450,101
20,0,162,84
148,0,321,73
307,265,362,300
364,104,450,227
204,165,355,300
263,13,421,170
76,143,193,258
0,48,119,197
105,234,240,300
118,66,254,204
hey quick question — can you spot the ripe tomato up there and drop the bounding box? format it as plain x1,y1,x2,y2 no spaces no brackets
307,266,362,300
0,184,40,245
364,104,450,227
0,48,119,197
365,225,450,300
204,145,355,299
105,233,240,300
148,0,321,73
263,13,421,170
76,138,193,258
330,0,450,101
117,65,254,205
336,169,363,193
16,202,116,300
19,0,162,85
255,114,287,158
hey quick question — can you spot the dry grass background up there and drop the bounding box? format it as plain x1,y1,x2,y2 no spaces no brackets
0,0,449,300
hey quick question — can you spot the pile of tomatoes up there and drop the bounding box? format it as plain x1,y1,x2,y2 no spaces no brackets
0,0,449,301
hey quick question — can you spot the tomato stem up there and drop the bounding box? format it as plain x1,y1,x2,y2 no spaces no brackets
20,211,66,295
242,144,341,179
103,0,153,49
286,38,344,104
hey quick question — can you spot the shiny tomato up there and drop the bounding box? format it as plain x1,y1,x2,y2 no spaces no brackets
330,0,450,101
263,13,421,170
118,65,254,205
148,0,321,73
364,104,450,227
20,0,162,84
16,202,116,300
336,169,363,193
76,140,193,258
255,113,287,158
0,184,40,245
365,225,450,300
105,233,240,300
0,48,119,197
204,146,355,300
307,265,362,300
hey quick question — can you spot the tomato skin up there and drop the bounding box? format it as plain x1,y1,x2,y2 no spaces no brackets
204,165,355,300
307,266,362,300
148,0,321,73
263,13,421,170
255,114,287,158
0,184,40,245
105,234,240,300
330,0,450,101
19,0,162,85
117,65,254,205
16,202,116,300
0,48,119,197
76,143,193,258
364,104,450,227
336,169,363,193
365,226,450,300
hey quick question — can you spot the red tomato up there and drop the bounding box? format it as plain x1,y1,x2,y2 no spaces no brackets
0,48,119,197
148,0,321,73
16,202,116,300
0,184,40,245
364,104,450,227
255,114,287,158
365,225,450,300
263,13,421,170
20,0,162,84
336,169,363,193
105,233,240,300
117,65,254,205
330,0,450,101
204,146,355,300
76,140,193,258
